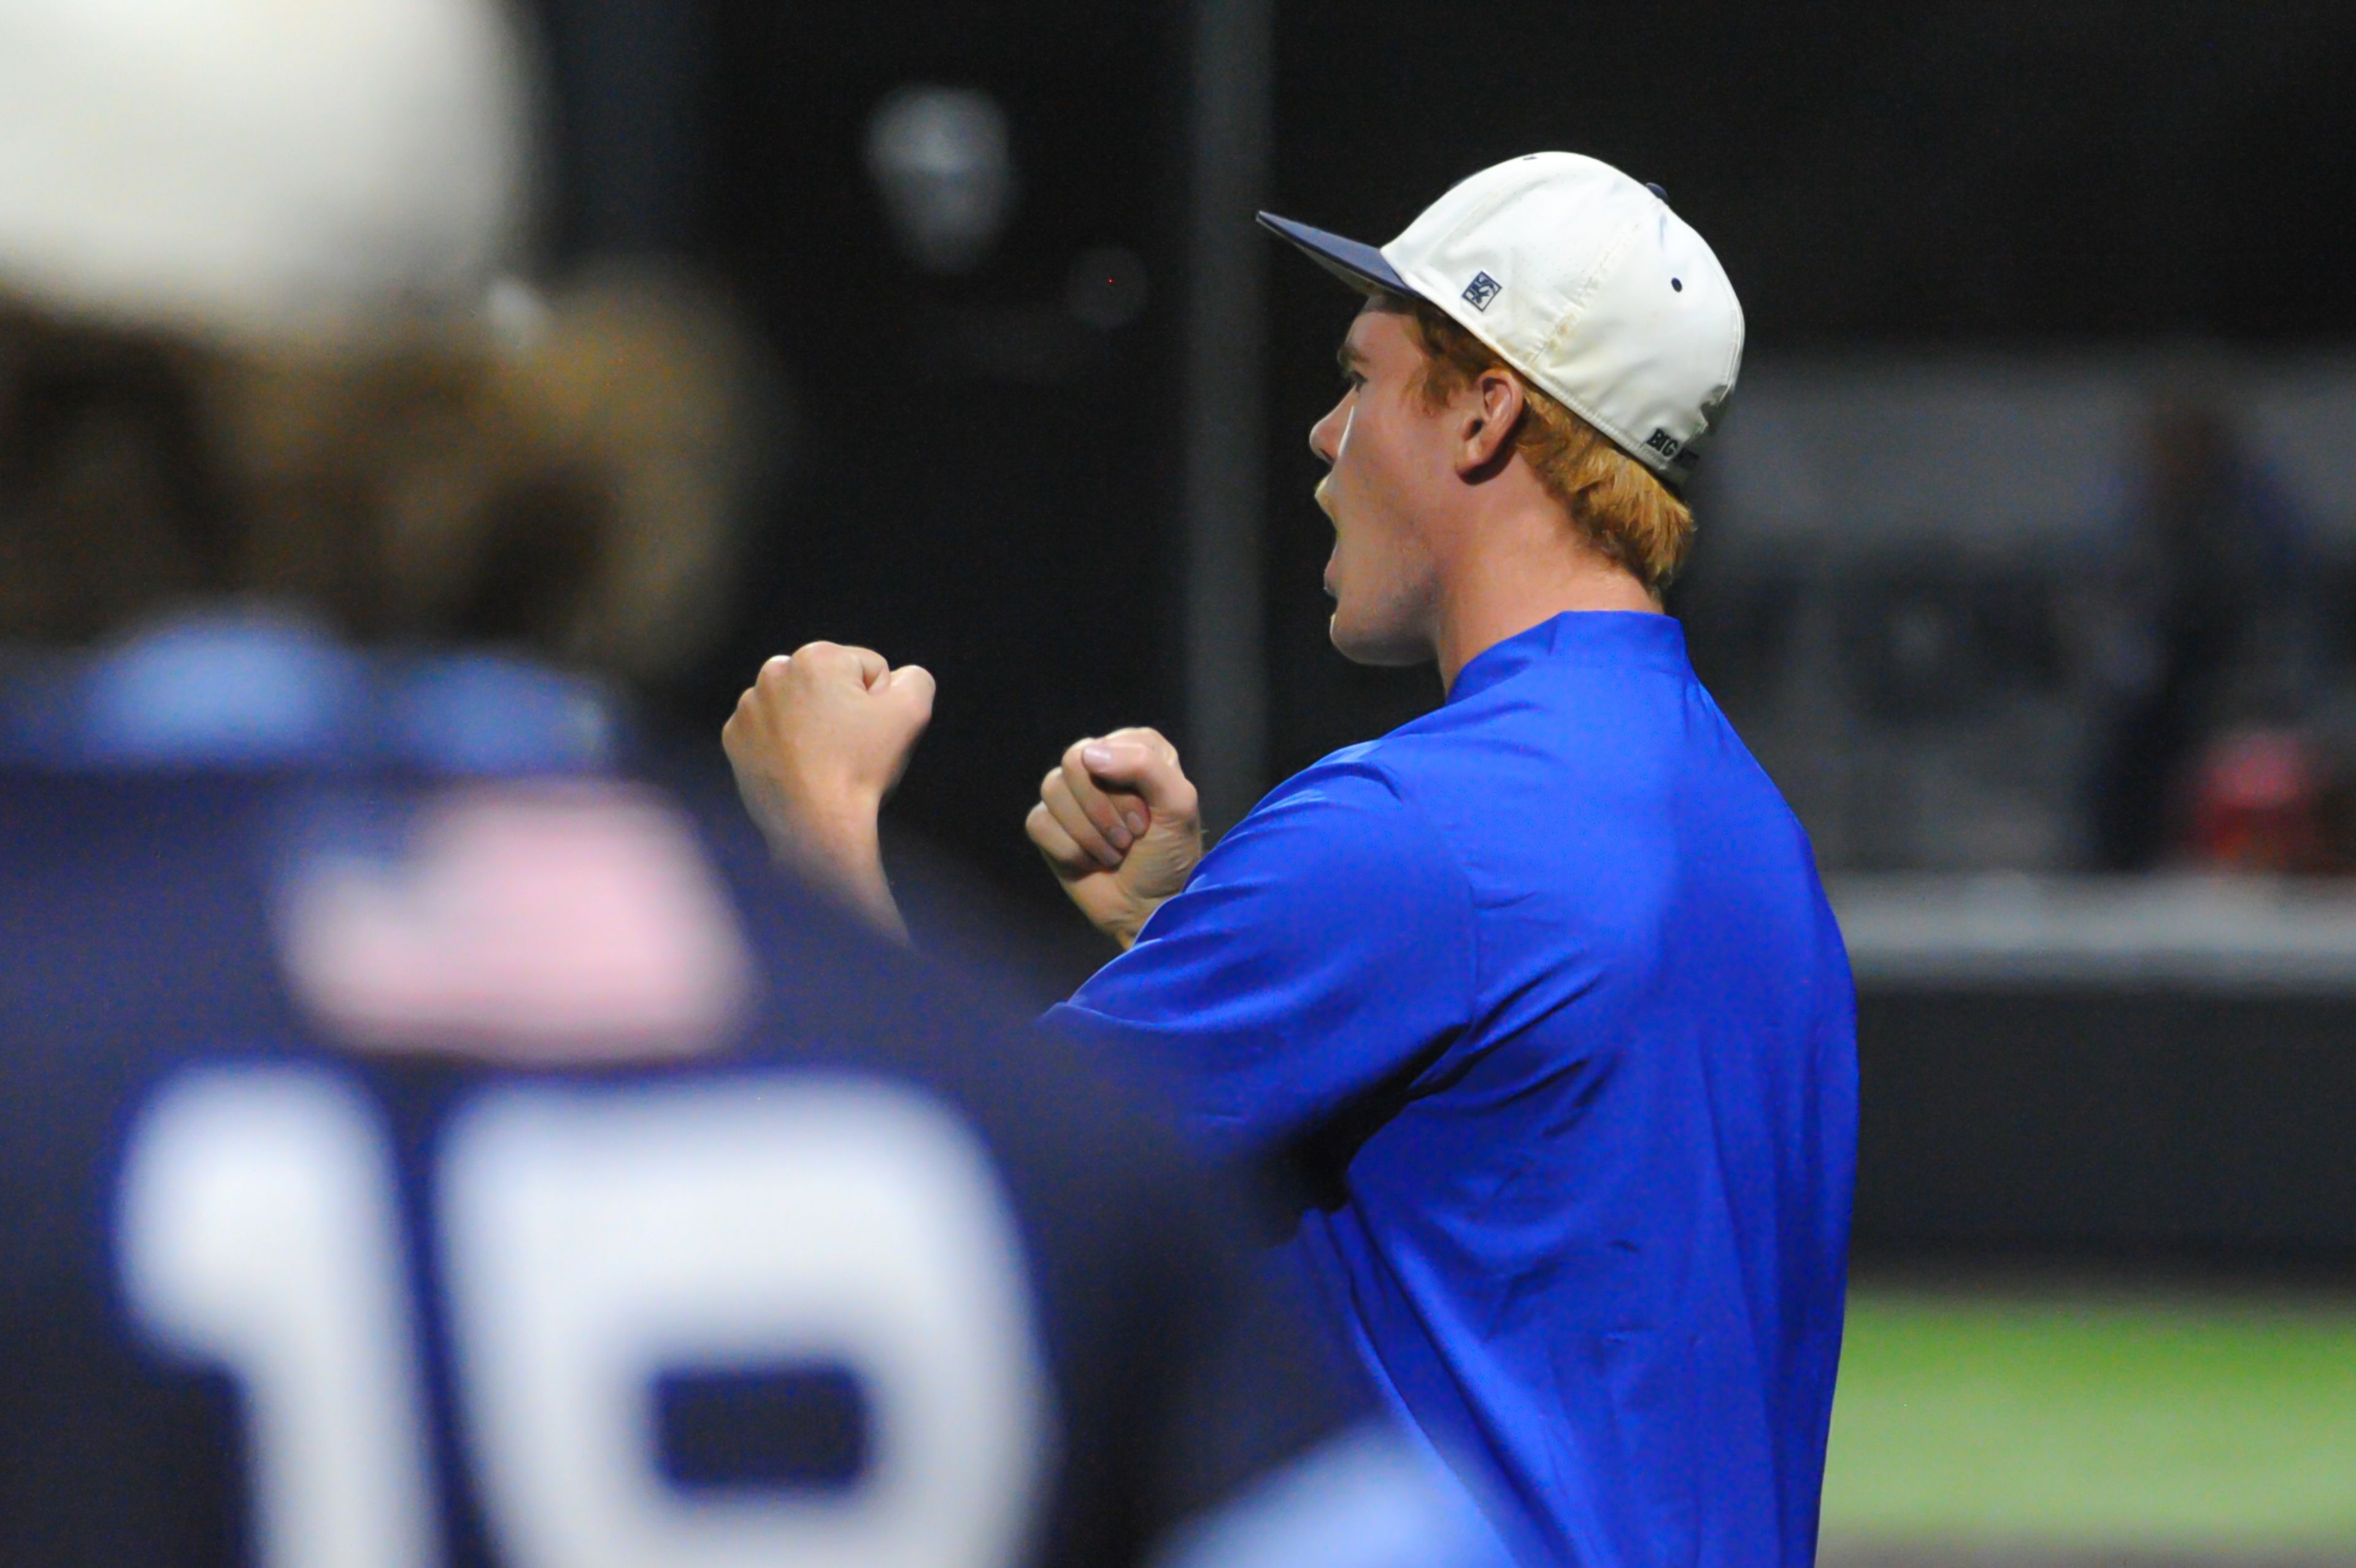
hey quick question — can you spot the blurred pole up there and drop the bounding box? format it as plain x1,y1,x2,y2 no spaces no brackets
1182,0,1272,835
531,0,709,257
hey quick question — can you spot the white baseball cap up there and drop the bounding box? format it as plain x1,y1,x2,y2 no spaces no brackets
1260,152,1744,489
0,0,537,344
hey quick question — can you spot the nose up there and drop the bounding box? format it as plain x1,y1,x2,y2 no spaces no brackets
1309,393,1349,466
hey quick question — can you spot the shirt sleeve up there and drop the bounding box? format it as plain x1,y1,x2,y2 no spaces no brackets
1042,756,1476,1161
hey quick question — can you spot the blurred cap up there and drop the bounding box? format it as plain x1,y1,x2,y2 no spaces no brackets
0,0,537,344
1260,152,1744,488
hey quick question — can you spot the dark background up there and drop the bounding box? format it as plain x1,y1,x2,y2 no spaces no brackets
534,2,1191,939
523,0,2356,924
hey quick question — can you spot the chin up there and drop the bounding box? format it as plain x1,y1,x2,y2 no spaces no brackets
1328,611,1429,669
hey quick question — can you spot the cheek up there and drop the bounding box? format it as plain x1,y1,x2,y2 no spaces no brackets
1330,402,1394,512
1355,393,1434,490
1338,414,1415,540
1329,507,1407,607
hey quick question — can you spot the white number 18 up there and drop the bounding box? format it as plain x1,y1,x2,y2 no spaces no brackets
117,1067,1055,1568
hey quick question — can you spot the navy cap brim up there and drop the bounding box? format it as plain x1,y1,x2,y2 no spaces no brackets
1256,212,1415,298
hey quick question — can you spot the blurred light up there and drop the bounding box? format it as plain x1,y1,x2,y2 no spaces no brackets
864,86,1015,275
485,277,554,355
1065,245,1149,330
2189,728,2327,873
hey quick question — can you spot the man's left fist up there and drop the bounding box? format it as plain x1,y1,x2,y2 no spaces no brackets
723,641,935,866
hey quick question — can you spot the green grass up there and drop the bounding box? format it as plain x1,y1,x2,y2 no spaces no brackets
1820,1285,2356,1548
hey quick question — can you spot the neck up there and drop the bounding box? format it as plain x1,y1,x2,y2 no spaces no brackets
1431,494,1659,690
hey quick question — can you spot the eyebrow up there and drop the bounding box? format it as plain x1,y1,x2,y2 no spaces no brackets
1335,340,1366,375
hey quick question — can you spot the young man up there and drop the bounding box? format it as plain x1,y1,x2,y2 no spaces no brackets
727,153,1859,1566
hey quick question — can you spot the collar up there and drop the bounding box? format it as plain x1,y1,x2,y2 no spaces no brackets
1445,610,1692,705
1,607,617,775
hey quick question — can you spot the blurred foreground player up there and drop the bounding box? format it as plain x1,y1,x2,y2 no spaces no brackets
0,2,1499,1565
729,157,1860,1566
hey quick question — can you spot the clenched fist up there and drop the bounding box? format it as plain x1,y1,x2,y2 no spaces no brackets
723,641,934,936
1025,727,1203,949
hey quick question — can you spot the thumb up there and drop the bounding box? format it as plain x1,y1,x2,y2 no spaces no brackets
884,663,937,717
1082,740,1196,820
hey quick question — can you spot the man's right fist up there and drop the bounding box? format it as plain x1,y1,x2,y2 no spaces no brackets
1025,727,1203,949
723,643,934,934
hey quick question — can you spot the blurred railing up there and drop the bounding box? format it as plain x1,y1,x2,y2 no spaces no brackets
1834,874,2356,1256
1834,873,2356,991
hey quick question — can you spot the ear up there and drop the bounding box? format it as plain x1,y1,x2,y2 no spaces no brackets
1453,367,1526,477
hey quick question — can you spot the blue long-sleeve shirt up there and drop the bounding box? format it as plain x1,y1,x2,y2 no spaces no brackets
1047,610,1858,1567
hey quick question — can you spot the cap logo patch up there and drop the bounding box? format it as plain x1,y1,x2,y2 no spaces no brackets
1645,428,1683,459
1460,271,1503,312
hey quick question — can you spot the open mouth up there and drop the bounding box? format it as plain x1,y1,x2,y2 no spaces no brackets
1315,477,1339,598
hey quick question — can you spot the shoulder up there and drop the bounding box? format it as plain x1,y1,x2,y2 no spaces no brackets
1215,742,1458,886
1263,713,1500,814
1252,740,1405,812
1109,741,1473,947
1253,694,1545,861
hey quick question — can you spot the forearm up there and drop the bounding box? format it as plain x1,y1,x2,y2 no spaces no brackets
767,805,909,943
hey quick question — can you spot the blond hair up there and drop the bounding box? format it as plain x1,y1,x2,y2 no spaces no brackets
0,268,755,683
1385,294,1695,596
